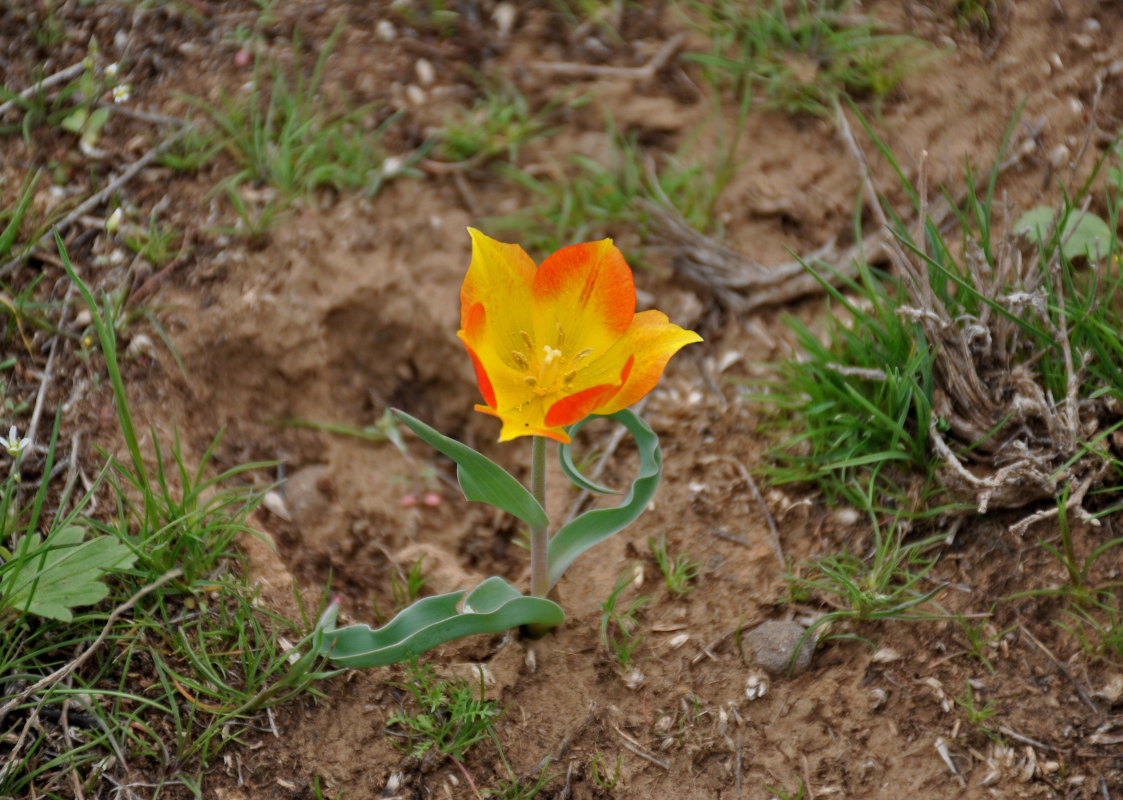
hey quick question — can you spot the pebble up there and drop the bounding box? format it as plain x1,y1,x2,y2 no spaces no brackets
406,85,426,105
1048,143,1071,170
743,620,814,675
415,58,435,87
494,3,516,38
376,20,396,41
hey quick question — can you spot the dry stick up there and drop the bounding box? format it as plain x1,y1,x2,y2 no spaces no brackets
706,455,783,568
997,726,1055,753
0,710,40,784
612,725,669,770
21,283,76,466
528,33,685,81
0,136,180,279
1009,469,1099,536
1019,623,1103,724
95,100,187,128
61,673,88,800
653,103,1029,314
0,62,86,118
1067,78,1103,189
735,731,743,797
0,568,183,726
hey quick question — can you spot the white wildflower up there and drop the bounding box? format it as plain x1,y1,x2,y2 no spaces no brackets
1,426,31,457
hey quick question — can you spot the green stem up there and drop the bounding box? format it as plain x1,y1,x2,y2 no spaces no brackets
529,436,548,598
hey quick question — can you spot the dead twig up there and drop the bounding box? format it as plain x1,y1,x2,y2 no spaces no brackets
700,455,784,568
612,725,669,770
0,135,183,279
528,34,685,81
0,62,86,118
997,726,1055,753
1019,624,1103,725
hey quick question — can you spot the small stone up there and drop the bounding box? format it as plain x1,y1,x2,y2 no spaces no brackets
745,672,768,700
1094,674,1123,704
1071,33,1095,50
743,620,814,675
415,58,435,87
493,3,516,37
1048,143,1071,170
125,332,156,360
406,84,426,105
869,687,888,711
376,19,397,41
262,490,292,521
623,668,644,690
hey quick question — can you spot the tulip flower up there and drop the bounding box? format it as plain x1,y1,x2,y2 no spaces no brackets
458,229,702,443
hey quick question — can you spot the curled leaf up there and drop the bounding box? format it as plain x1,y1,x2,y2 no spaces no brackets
547,409,662,590
318,576,564,668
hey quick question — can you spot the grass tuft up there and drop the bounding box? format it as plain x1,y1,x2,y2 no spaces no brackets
682,0,936,117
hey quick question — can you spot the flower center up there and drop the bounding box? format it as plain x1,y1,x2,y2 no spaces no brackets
513,327,592,396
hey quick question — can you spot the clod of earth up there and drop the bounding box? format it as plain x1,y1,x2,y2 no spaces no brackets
743,620,814,675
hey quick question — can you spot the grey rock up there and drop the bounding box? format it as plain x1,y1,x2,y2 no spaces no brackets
744,620,814,675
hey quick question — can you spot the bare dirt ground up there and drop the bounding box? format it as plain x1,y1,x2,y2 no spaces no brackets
3,1,1123,798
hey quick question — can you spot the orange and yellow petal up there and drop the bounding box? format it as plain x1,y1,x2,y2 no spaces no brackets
544,375,625,429
595,310,703,415
530,239,635,353
461,336,496,409
462,229,537,363
484,399,573,444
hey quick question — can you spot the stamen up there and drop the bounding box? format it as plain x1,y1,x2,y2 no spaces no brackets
524,376,537,386
520,330,534,354
564,368,577,384
512,350,529,370
556,323,565,350
574,348,594,363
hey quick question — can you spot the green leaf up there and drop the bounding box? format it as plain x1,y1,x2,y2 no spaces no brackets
1014,205,1115,261
317,576,564,668
0,525,138,622
558,434,619,496
1059,212,1113,261
391,409,548,531
60,107,88,134
81,107,110,148
547,410,661,590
